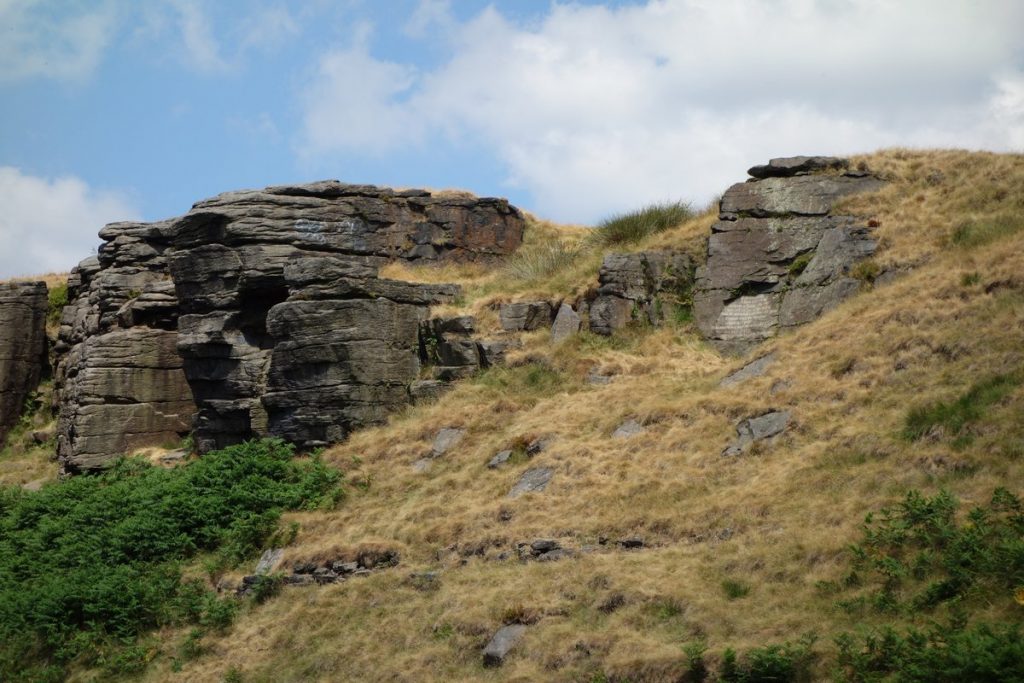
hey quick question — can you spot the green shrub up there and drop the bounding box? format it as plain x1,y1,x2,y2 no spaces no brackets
720,635,816,683
902,373,1019,447
722,579,751,600
837,488,1024,614
0,438,341,681
835,621,1024,682
949,212,1024,249
588,201,694,247
47,283,68,326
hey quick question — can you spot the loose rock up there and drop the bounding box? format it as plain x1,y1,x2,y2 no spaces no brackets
719,353,776,388
509,467,553,497
431,427,466,457
551,303,581,343
487,449,513,469
483,624,527,667
612,419,644,439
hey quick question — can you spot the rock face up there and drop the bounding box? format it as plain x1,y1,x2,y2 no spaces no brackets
0,282,48,445
694,157,884,354
589,251,694,335
55,181,525,468
55,223,195,473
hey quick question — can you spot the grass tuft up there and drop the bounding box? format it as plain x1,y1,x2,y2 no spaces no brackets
902,373,1019,445
587,201,694,248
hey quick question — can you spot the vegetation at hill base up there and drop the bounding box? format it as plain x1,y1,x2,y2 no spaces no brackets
0,439,341,682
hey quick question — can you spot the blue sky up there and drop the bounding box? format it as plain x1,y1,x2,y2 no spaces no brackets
1,0,1022,278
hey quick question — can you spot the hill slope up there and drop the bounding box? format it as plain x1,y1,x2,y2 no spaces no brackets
11,149,1024,681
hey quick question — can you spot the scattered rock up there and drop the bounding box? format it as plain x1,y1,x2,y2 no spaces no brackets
612,419,644,439
536,548,574,562
483,624,527,667
585,371,613,385
530,539,560,554
551,303,581,343
431,427,466,457
255,548,284,575
477,339,517,368
409,380,451,402
617,537,645,550
723,410,791,456
769,379,792,395
508,467,553,498
487,449,513,469
525,436,552,456
719,353,776,388
159,448,188,464
412,458,433,473
499,301,553,332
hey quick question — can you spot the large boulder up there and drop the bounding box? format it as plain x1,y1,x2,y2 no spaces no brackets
54,182,526,466
0,282,48,445
694,157,884,354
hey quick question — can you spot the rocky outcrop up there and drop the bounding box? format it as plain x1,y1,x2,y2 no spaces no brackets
589,251,694,335
694,156,884,354
55,181,525,467
0,282,48,445
55,222,194,473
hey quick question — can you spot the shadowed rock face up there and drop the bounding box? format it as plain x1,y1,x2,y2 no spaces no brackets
0,282,48,446
55,181,525,468
694,157,885,355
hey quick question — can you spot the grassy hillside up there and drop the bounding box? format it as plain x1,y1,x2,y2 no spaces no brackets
4,149,1023,681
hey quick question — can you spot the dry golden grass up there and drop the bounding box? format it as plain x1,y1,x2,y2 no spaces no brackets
83,150,1024,682
0,271,68,290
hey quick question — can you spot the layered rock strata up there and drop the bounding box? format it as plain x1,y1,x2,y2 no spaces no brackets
0,282,48,445
55,222,195,473
694,156,884,354
588,251,694,335
56,182,524,468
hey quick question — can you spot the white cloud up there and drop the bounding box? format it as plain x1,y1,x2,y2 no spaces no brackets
0,0,118,83
0,167,139,279
299,0,1024,222
169,0,230,73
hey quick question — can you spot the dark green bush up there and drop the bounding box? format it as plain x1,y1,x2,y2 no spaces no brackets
837,488,1024,614
719,635,816,683
589,201,694,247
0,438,341,681
836,621,1024,682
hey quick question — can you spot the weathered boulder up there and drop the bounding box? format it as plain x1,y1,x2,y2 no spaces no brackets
483,624,527,667
0,282,48,445
509,467,553,497
589,251,694,335
694,157,885,354
719,353,776,388
722,410,791,456
551,303,581,343
54,181,526,467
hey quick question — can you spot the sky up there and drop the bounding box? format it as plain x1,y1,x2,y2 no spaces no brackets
1,0,1022,278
